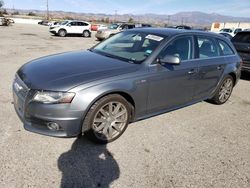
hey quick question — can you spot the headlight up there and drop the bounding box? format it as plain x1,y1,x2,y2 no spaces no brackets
33,91,75,104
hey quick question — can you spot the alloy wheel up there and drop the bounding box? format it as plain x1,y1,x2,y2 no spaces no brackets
218,78,233,103
92,101,128,141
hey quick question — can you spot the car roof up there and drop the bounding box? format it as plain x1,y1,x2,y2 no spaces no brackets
67,20,89,23
131,28,223,38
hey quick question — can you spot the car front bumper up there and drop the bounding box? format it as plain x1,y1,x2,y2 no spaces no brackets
12,76,84,138
50,30,57,35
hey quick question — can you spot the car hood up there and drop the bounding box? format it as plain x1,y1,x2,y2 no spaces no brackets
17,50,139,91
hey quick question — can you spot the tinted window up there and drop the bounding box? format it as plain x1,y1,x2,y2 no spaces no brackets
127,25,135,29
70,22,77,26
77,22,83,26
197,37,220,59
220,29,232,33
81,22,89,26
160,36,193,61
218,40,234,56
232,32,250,43
109,24,119,29
234,28,242,34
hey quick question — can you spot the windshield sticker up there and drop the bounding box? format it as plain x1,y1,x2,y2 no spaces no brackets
145,50,152,55
146,34,164,41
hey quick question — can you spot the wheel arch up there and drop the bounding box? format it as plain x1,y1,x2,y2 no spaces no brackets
58,28,67,35
228,72,237,86
81,90,136,132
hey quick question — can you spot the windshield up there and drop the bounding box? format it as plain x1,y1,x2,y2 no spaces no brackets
109,24,119,29
61,21,69,25
93,31,165,63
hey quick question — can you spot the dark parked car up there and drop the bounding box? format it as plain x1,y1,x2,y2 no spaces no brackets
38,20,49,26
166,25,192,30
13,28,241,143
232,31,250,73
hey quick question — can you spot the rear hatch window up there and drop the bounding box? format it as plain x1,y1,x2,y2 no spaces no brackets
232,32,250,53
232,32,250,43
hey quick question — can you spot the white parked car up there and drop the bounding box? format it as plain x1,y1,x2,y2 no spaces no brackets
97,24,108,31
219,28,242,37
50,20,91,37
0,17,4,26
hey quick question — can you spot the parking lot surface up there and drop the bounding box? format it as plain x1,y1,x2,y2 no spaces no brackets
0,24,250,188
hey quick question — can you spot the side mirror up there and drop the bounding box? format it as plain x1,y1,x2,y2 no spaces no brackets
67,24,71,27
158,55,180,65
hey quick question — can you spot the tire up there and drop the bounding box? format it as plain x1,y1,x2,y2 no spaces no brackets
84,94,131,144
58,29,66,37
83,30,90,37
109,34,115,38
209,75,234,105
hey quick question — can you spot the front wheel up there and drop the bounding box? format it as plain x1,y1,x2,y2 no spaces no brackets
58,29,66,37
209,75,234,105
84,94,131,144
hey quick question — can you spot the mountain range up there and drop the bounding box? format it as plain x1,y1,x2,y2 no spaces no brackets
7,9,250,27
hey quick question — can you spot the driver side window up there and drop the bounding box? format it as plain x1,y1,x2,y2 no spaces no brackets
159,36,193,61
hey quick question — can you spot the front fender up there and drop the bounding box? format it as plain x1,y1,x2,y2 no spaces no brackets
69,78,148,131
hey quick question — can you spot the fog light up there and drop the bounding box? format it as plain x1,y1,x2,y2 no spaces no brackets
47,122,60,131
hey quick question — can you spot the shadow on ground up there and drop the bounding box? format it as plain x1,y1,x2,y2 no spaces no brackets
58,137,120,188
241,72,250,81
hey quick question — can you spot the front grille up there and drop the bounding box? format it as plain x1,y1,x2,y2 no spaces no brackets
13,75,30,117
13,75,29,100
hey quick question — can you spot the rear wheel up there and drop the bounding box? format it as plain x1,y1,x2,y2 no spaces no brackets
209,75,234,105
83,30,90,37
58,29,66,37
84,94,130,144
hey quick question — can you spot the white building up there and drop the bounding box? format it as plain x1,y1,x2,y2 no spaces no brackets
211,22,250,32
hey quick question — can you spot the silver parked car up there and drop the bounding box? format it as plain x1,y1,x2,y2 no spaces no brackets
95,23,136,40
13,28,241,143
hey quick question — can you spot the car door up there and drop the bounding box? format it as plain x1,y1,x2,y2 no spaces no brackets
67,22,78,34
193,35,225,101
147,35,198,114
77,22,89,33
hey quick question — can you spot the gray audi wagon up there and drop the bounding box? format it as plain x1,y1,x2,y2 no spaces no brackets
13,28,241,143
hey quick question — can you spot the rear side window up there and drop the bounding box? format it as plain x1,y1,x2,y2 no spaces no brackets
127,25,135,29
70,22,77,26
217,40,234,56
232,32,250,43
82,22,89,26
197,36,220,59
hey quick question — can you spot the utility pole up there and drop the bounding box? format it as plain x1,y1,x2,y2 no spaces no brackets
114,10,117,23
167,15,170,26
46,0,49,20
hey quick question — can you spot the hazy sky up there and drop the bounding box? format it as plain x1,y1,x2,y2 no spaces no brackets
3,0,250,17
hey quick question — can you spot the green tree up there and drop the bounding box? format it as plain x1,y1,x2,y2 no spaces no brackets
128,17,134,23
105,17,109,23
3,8,7,14
28,12,36,16
0,0,4,8
12,11,19,15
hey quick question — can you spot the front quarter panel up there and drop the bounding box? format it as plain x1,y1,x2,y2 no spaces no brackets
69,75,149,131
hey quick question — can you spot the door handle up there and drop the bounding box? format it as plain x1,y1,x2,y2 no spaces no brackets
188,69,196,75
217,65,222,70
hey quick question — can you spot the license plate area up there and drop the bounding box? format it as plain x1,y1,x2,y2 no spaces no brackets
13,89,25,119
